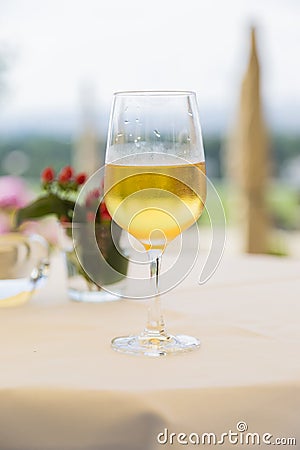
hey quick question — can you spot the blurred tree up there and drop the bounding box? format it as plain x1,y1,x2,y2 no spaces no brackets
0,136,72,179
271,135,300,177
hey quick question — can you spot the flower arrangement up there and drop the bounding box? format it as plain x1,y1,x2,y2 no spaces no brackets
16,166,88,226
15,166,128,296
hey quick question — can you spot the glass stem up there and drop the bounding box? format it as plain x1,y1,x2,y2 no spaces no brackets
144,249,166,336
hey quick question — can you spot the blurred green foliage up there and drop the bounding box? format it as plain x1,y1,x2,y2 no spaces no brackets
0,136,73,178
267,183,300,230
199,181,299,231
271,135,300,176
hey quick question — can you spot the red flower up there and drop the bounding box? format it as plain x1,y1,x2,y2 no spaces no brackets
93,188,101,198
59,172,70,183
59,166,73,182
60,215,70,224
85,188,101,207
86,211,95,222
41,167,55,183
100,202,111,221
75,173,87,185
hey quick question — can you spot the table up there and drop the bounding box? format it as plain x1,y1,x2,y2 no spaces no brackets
0,249,299,450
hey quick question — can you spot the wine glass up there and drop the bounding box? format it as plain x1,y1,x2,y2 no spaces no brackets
104,91,206,356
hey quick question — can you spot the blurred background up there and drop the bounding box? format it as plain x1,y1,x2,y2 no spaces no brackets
0,0,299,255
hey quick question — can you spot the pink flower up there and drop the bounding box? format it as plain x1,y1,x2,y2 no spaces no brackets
0,176,31,209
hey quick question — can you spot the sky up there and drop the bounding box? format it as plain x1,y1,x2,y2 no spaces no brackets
0,0,299,134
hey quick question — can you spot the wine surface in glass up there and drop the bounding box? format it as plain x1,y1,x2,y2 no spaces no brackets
105,160,206,250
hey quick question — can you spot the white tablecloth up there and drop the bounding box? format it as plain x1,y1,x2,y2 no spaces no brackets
0,250,299,450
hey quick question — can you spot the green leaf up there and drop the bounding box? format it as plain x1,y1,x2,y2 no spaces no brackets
15,193,75,227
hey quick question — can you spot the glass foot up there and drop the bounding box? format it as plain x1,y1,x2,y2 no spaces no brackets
111,333,200,357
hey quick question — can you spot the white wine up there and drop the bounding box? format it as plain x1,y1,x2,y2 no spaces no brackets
105,162,206,250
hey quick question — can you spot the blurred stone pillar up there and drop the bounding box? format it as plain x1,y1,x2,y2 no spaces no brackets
226,27,270,254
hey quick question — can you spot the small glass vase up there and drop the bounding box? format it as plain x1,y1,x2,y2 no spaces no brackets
61,222,128,303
